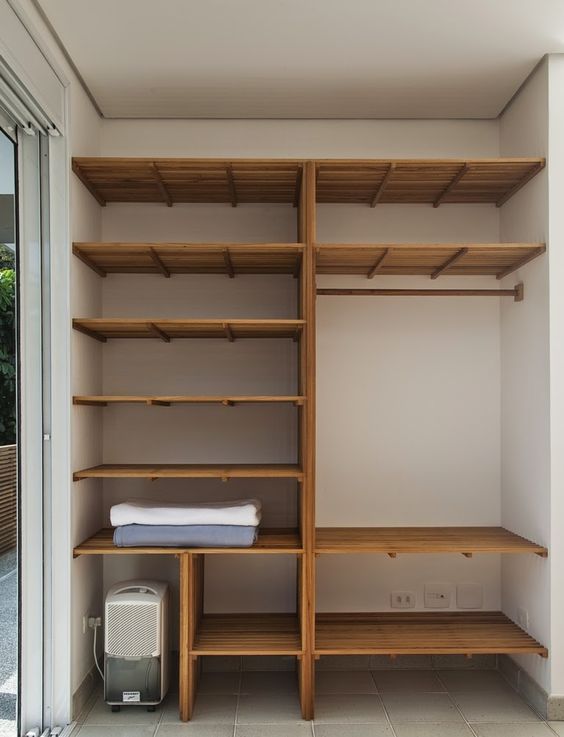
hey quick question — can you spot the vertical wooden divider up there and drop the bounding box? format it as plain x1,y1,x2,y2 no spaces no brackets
297,161,317,720
179,553,190,721
179,552,204,721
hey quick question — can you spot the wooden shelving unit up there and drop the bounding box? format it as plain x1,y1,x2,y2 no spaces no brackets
72,318,304,342
73,395,305,406
71,157,548,724
315,527,548,557
316,243,545,279
73,242,303,277
73,527,302,556
192,614,302,655
315,612,548,657
73,463,303,481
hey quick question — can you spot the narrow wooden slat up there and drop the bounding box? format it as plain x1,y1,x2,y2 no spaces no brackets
315,527,547,557
73,463,304,481
367,248,390,279
148,248,170,278
370,163,395,207
433,163,470,207
431,248,469,279
192,614,301,655
315,612,548,657
151,163,173,207
73,394,304,406
317,287,521,299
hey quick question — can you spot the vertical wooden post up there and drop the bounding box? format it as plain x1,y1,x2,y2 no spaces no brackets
179,553,190,721
297,160,317,720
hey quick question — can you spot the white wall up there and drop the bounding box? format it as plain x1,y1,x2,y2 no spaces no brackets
499,60,551,691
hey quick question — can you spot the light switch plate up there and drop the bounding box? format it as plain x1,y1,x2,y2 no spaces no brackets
457,583,483,609
424,583,451,608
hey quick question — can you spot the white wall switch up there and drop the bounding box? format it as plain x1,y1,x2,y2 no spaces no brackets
456,583,483,609
424,583,451,608
390,591,415,609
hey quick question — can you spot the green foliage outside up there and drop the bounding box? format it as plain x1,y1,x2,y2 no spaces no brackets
0,244,16,445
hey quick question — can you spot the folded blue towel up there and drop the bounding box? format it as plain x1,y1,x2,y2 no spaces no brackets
113,524,258,548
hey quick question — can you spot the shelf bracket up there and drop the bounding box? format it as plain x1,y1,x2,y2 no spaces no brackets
496,161,545,207
431,247,469,279
223,248,235,278
148,247,171,278
433,163,470,208
221,399,234,407
148,399,171,406
462,552,473,558
226,165,237,207
148,323,171,342
293,251,302,279
72,161,106,207
223,323,235,342
367,248,391,279
151,163,173,207
370,163,395,207
387,552,397,559
72,246,107,277
73,322,107,343
497,248,545,280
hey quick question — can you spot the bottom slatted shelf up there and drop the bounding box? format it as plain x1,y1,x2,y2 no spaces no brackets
315,612,548,657
192,614,301,655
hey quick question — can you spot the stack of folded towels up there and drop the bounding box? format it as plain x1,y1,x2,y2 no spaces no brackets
110,498,262,548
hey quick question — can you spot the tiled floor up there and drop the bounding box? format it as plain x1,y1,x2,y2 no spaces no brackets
72,669,564,737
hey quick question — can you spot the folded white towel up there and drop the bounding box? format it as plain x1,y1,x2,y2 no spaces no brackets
110,498,262,528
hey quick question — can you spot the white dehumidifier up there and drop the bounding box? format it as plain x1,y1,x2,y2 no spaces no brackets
104,580,169,711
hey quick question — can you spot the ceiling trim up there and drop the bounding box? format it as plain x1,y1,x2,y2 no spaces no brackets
30,0,104,117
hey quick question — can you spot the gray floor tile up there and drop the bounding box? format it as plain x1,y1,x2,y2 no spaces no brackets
371,656,434,671
382,693,464,723
549,723,564,736
392,725,475,737
373,670,445,692
472,724,556,736
198,671,241,695
316,670,378,694
240,670,298,694
237,692,303,724
157,726,234,737
235,725,313,737
82,694,162,726
77,727,156,737
314,694,387,724
439,670,514,692
314,725,394,737
317,655,371,671
451,691,541,723
161,695,237,725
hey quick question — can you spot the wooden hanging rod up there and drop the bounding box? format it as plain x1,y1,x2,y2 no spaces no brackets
317,283,524,302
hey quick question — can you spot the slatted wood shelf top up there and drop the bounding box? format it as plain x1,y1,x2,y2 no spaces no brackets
316,243,546,279
73,242,304,277
73,395,305,407
315,612,548,657
192,614,301,655
72,318,305,342
73,463,304,481
73,527,302,557
315,527,547,557
315,159,545,206
72,158,303,206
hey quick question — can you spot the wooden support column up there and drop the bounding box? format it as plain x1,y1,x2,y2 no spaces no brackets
179,553,191,721
297,160,316,720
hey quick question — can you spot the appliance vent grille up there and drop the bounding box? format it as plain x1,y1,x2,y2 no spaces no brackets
105,601,160,657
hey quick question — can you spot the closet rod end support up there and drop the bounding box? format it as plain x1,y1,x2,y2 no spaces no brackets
514,283,524,302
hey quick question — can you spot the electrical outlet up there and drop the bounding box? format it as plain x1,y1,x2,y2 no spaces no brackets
390,591,415,609
424,583,451,608
517,607,529,629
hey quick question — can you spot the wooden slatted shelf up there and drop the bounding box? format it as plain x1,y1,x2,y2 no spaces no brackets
315,527,547,557
316,243,546,279
73,527,302,557
73,395,305,407
73,242,304,277
72,158,304,206
192,614,301,655
315,612,548,657
72,318,305,342
315,159,545,206
73,463,304,481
